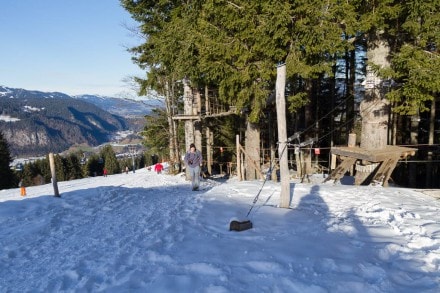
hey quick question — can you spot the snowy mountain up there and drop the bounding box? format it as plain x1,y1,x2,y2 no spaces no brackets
73,94,164,118
0,169,439,292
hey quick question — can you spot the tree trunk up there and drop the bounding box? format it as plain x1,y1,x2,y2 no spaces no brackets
194,121,202,156
183,79,194,180
165,80,177,172
244,120,260,180
361,35,390,150
194,89,202,151
426,98,436,187
391,102,397,145
304,79,313,129
409,115,419,187
345,46,356,135
206,127,212,175
356,33,391,184
330,61,337,147
236,134,242,180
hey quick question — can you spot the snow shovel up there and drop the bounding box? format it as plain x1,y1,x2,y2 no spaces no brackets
229,220,253,231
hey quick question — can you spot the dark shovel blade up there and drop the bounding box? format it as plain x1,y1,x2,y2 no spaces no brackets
229,220,253,231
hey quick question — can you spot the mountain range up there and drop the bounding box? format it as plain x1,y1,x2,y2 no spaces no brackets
0,86,163,157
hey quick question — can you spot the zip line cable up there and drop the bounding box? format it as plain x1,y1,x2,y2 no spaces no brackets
294,97,390,146
292,94,356,140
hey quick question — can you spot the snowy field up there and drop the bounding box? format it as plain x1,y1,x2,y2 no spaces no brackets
0,167,439,292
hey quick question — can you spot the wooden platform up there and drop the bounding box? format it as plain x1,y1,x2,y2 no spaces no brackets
325,145,417,186
329,146,416,162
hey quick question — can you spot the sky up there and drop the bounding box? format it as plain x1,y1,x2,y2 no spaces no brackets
0,166,439,292
0,0,145,97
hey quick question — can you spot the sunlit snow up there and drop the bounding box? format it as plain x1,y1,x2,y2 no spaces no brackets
0,167,439,292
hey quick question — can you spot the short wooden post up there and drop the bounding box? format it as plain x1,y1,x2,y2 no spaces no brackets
330,154,337,170
348,133,356,147
49,153,60,197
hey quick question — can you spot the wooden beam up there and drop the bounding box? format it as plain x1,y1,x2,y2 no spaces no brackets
324,156,357,183
172,115,201,120
331,146,417,162
372,156,400,187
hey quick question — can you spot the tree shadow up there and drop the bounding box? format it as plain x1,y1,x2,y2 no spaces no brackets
286,183,439,291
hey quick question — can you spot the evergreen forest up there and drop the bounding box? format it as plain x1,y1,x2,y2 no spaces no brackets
122,0,440,188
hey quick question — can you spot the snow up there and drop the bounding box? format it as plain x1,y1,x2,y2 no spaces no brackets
0,114,20,122
23,105,44,112
0,168,439,292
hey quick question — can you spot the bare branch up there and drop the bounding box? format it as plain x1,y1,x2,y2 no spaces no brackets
227,1,243,9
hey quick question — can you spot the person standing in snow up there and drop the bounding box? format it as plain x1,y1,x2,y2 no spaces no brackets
154,162,163,174
184,143,203,191
18,179,26,196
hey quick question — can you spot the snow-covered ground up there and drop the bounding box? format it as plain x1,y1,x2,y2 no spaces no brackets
0,167,439,292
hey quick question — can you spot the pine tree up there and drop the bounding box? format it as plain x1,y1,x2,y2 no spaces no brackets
54,155,66,182
142,108,172,159
65,153,83,180
372,0,440,117
0,131,15,189
87,154,101,177
100,145,120,175
21,162,40,187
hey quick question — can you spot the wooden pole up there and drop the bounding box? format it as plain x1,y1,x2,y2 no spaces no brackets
275,64,290,208
236,135,242,180
49,153,60,197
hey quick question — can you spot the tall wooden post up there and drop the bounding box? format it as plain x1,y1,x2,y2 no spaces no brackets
49,153,60,197
275,64,290,208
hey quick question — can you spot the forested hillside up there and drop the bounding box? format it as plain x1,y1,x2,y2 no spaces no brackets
0,86,128,156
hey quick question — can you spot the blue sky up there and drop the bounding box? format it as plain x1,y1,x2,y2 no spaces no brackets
0,0,145,97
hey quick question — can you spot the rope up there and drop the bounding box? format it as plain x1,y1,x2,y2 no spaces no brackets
245,142,288,218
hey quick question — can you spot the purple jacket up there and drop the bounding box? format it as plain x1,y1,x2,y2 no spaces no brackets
184,150,202,168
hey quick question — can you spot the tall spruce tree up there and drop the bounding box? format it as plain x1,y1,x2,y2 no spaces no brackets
0,132,15,189
381,0,440,116
382,0,440,187
100,145,120,175
142,108,174,160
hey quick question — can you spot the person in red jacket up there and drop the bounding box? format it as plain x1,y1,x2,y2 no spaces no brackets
154,162,164,174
